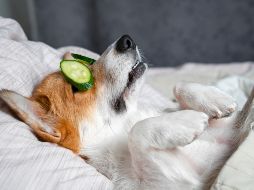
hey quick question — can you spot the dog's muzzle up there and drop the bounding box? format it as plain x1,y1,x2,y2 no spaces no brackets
116,34,147,88
127,61,146,88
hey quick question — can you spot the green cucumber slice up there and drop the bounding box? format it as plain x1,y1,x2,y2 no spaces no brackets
60,60,94,91
71,53,96,65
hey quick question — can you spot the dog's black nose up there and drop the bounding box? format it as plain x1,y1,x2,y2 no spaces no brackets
116,35,136,52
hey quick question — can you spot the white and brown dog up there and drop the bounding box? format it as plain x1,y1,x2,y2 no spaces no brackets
0,35,253,190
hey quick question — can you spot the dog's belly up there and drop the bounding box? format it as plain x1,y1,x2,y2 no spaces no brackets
142,116,237,189
144,140,231,189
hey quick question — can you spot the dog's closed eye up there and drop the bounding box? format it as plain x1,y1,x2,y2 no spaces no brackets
71,86,79,93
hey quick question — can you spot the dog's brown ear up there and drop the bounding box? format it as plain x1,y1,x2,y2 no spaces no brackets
0,90,61,143
0,90,81,153
33,95,51,113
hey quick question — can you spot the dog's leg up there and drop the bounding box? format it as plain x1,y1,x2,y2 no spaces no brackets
128,110,208,181
174,83,237,118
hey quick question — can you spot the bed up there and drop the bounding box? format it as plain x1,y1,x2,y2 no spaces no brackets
0,17,254,190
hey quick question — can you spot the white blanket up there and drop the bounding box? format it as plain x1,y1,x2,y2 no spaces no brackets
0,17,253,190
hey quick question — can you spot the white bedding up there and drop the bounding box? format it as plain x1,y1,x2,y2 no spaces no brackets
0,17,113,190
0,17,254,190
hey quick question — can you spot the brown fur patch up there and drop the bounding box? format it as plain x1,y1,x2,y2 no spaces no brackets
0,61,106,156
30,60,106,153
30,71,100,153
54,118,80,153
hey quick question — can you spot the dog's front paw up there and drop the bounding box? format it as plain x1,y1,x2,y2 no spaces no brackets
174,83,237,119
165,110,209,146
129,110,208,150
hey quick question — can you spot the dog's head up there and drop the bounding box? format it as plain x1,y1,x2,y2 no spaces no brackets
0,35,147,154
94,34,146,113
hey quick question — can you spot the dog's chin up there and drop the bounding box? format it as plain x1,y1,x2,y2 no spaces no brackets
127,61,147,88
110,61,146,114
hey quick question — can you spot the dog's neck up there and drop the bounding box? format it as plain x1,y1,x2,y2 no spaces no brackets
78,89,138,155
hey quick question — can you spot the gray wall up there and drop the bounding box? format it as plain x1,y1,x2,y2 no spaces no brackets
1,0,254,67
0,0,11,17
0,0,36,39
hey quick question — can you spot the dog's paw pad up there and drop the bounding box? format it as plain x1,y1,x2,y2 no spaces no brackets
210,95,237,119
226,102,237,113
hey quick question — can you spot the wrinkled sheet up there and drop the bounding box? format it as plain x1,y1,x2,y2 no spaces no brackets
0,17,254,190
0,17,113,190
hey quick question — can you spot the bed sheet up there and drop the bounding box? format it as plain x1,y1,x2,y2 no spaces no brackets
0,17,113,190
0,17,254,190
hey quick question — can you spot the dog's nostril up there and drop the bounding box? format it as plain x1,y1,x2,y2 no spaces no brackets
116,34,136,52
125,38,132,49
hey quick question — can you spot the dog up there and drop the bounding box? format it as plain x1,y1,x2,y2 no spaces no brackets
0,35,254,190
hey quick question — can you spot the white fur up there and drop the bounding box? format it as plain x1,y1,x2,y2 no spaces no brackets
76,41,239,190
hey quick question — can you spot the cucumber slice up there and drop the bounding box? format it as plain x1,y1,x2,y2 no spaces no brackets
71,53,96,65
60,60,94,91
